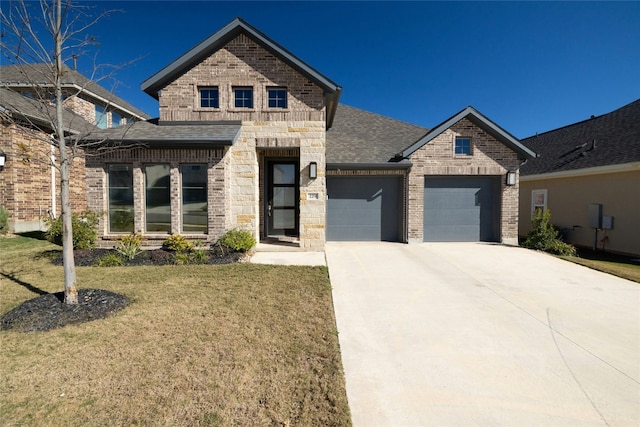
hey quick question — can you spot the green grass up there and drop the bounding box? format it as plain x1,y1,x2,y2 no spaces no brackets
559,248,640,283
0,236,351,426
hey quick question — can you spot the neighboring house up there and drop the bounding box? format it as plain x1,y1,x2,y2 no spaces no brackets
0,63,150,232
519,99,640,256
80,17,535,249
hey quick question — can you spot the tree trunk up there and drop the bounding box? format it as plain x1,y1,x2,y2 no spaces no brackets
54,0,78,305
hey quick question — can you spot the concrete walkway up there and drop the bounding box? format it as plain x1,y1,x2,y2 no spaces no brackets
326,242,640,426
249,243,326,266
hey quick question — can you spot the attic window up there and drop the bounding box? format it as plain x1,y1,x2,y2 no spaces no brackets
455,137,472,156
233,87,253,108
200,87,219,108
267,88,287,109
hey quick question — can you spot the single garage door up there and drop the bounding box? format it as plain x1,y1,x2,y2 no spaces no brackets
424,176,499,242
327,176,403,241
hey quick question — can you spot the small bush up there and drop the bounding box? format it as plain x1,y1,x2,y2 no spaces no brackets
547,239,577,256
95,252,125,267
115,234,144,260
522,209,576,256
219,229,256,252
45,211,100,249
0,206,9,235
163,234,193,253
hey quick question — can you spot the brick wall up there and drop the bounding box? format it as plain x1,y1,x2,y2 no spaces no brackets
0,122,87,232
407,118,521,244
86,148,225,248
159,33,325,123
156,32,328,250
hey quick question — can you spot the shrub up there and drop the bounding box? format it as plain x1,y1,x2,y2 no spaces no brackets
219,229,256,252
95,252,125,267
115,234,144,260
522,209,576,256
0,206,9,235
45,211,100,249
163,234,193,253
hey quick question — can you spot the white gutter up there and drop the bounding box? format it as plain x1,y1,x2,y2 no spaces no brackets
520,162,640,181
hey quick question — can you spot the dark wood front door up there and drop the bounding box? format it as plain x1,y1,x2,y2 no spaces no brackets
267,161,299,237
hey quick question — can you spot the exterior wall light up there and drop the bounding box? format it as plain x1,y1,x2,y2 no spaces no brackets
309,161,317,179
506,170,517,186
0,150,6,170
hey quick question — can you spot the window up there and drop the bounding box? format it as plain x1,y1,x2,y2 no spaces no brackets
267,88,287,108
145,164,171,232
200,87,219,108
455,137,472,155
234,87,253,108
181,164,208,233
108,164,134,233
531,189,547,217
111,111,123,127
95,104,107,129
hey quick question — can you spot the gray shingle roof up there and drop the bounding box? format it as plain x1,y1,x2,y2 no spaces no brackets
520,99,640,176
80,119,241,148
0,87,96,134
1,63,150,120
327,104,428,167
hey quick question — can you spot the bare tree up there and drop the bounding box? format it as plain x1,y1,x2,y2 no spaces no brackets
1,0,126,304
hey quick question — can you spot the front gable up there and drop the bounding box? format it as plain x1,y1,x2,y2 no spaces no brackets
142,18,341,128
157,33,327,123
399,106,536,161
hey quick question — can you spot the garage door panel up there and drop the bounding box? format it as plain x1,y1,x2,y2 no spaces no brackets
327,176,402,241
424,177,499,242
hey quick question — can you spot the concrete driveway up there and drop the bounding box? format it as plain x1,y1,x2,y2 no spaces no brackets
326,242,639,426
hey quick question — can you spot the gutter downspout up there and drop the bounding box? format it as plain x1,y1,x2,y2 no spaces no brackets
50,135,56,219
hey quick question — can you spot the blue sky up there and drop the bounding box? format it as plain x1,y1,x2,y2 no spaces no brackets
8,1,640,138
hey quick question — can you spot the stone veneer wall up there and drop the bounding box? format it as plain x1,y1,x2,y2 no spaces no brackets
407,118,521,244
156,33,328,250
86,148,225,248
1,122,87,232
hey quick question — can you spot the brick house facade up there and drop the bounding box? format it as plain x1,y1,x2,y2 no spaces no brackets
79,18,533,249
0,64,150,233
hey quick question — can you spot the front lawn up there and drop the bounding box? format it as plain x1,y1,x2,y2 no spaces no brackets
559,248,640,283
0,236,351,426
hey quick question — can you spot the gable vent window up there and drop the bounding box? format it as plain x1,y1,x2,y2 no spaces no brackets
455,137,472,156
268,88,287,109
200,87,219,108
234,87,253,108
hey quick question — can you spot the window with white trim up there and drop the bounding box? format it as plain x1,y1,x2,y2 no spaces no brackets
531,189,547,217
454,137,472,155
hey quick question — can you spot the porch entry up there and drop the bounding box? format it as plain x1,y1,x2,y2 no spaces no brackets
266,160,299,237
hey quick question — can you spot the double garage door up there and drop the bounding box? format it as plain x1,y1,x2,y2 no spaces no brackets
326,175,499,242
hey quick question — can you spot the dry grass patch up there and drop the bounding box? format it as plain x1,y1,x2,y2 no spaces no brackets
0,236,351,426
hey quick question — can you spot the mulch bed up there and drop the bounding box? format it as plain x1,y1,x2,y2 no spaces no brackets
1,289,129,332
3,247,249,332
50,246,247,267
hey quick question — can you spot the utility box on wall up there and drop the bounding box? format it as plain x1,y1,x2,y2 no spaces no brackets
588,203,603,228
602,215,614,230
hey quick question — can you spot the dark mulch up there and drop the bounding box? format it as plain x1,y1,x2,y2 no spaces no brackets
1,289,129,332
50,246,246,267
